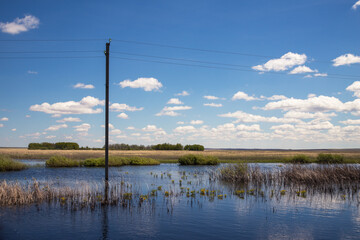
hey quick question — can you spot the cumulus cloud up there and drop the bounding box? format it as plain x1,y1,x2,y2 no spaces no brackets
26,115,31,118
266,95,288,101
111,129,122,135
119,77,162,91
190,120,204,125
204,103,222,107
167,98,183,105
141,125,167,136
353,0,360,10
56,117,81,123
283,111,336,120
74,123,91,132
73,83,95,89
252,52,307,72
1,117,8,121
289,65,317,74
101,123,114,129
0,15,39,34
174,125,197,133
11,128,16,131
314,73,328,77
110,103,143,112
45,135,56,139
177,121,185,124
156,105,192,117
27,70,38,74
0,124,3,128
219,110,301,123
45,124,68,131
332,54,360,67
204,95,220,100
175,91,189,96
346,81,360,98
117,113,129,119
30,96,104,115
232,91,258,101
127,126,135,130
340,119,360,125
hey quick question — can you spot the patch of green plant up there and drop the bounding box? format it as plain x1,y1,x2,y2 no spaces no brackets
316,153,344,164
46,156,81,167
290,154,311,164
0,155,28,171
178,154,219,165
83,156,160,167
184,144,204,151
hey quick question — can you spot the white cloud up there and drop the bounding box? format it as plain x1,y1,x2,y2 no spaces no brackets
332,54,360,67
204,95,219,100
1,117,8,121
289,65,317,74
141,125,166,136
314,73,328,77
177,121,185,124
204,103,223,107
56,117,81,123
167,98,183,105
0,124,3,128
101,123,114,129
27,70,37,74
174,125,197,133
110,103,143,112
127,126,135,130
219,110,301,123
117,113,129,119
232,91,258,101
346,81,360,98
111,129,122,135
267,95,288,101
156,105,192,117
30,96,104,115
0,15,39,35
74,123,91,132
131,133,141,137
340,119,360,125
190,120,204,125
26,115,31,118
11,128,16,131
45,124,68,131
46,135,56,139
352,0,360,10
283,111,336,120
119,77,162,91
252,52,307,72
175,91,189,96
73,83,95,89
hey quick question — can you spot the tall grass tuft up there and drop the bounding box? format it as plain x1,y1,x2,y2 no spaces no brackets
290,154,311,164
316,153,344,164
0,155,27,172
178,154,219,165
83,156,160,167
45,156,81,167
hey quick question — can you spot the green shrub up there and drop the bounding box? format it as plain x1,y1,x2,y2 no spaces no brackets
0,155,28,171
46,156,81,167
316,153,344,164
83,156,160,167
54,142,79,150
28,142,79,150
184,144,205,151
178,154,219,165
290,154,311,164
152,143,183,150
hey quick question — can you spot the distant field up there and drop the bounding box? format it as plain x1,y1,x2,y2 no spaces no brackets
1,148,360,163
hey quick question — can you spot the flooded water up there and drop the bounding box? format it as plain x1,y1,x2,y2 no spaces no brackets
0,161,359,239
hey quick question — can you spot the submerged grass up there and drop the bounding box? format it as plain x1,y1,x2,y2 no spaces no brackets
0,155,27,172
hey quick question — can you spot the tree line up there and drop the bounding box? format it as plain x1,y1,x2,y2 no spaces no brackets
28,142,205,151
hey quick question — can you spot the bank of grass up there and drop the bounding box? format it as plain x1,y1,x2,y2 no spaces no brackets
178,154,219,165
46,156,82,167
0,155,27,172
83,156,160,167
2,148,360,163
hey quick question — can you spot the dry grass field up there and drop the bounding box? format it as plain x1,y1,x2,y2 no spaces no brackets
1,148,360,163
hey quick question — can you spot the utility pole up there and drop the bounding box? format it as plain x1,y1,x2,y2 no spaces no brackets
105,39,111,184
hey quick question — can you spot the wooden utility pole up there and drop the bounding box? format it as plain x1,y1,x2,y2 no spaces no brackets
105,40,110,183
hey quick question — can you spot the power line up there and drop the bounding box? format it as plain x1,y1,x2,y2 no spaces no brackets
0,50,102,54
0,56,103,59
0,38,105,42
111,56,359,80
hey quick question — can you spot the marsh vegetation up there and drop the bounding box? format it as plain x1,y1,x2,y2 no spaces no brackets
0,155,27,172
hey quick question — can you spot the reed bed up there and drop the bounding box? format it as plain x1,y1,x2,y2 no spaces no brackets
0,155,27,171
218,164,360,190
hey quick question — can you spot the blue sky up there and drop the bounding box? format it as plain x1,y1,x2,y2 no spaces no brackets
1,0,360,148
